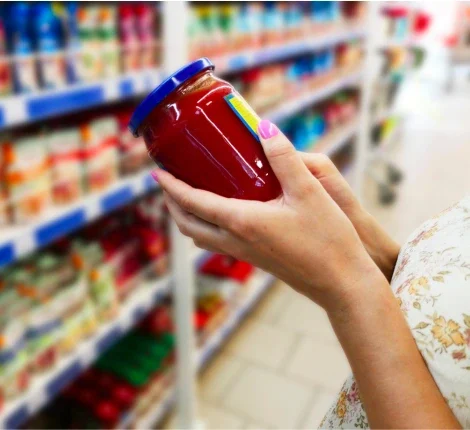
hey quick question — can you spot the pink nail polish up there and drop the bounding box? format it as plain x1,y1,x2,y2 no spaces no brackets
258,119,279,139
150,170,159,182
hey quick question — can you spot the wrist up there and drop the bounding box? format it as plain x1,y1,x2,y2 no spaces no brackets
326,263,392,328
322,252,389,316
352,209,400,281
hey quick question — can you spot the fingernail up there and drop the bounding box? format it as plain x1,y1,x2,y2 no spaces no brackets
258,119,279,139
150,170,159,183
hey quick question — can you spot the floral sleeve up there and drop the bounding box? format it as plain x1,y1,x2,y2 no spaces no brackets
319,196,470,429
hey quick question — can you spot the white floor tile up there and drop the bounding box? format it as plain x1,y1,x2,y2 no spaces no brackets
198,353,245,403
226,319,297,370
285,337,350,392
276,294,340,347
224,365,313,429
301,392,338,429
251,282,300,324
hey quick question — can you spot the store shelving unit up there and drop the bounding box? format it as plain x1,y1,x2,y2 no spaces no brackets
0,2,372,428
0,276,171,429
121,271,276,430
214,28,365,73
265,70,362,123
0,169,158,269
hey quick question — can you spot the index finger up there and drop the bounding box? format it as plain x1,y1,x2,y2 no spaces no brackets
154,168,244,229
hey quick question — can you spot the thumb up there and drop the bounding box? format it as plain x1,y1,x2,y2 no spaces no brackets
258,119,318,198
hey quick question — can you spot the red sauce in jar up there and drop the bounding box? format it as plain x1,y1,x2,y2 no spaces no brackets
129,58,281,201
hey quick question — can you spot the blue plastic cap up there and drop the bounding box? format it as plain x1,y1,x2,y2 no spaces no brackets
129,58,215,137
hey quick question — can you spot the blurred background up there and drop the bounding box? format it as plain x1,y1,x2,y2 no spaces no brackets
0,1,468,429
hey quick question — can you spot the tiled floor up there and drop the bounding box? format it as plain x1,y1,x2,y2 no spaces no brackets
165,79,470,429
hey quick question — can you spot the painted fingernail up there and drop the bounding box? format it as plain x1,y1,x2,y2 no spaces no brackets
258,119,279,139
150,170,159,183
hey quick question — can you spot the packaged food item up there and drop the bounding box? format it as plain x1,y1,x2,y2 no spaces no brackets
80,116,119,193
236,3,263,51
2,134,51,223
0,17,12,96
59,2,82,84
7,3,40,93
219,4,239,54
119,5,140,72
196,6,224,57
98,6,120,78
135,4,158,68
77,5,101,81
116,110,149,174
0,286,30,400
188,8,205,60
48,128,83,205
262,2,284,46
33,3,67,90
129,58,281,201
72,240,119,321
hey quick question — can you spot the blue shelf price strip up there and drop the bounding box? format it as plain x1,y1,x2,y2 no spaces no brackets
0,69,163,130
0,171,158,270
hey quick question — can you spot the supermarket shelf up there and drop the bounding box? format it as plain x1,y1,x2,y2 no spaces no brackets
0,68,163,130
214,28,365,74
0,168,158,269
126,271,276,429
196,271,275,368
265,70,362,124
0,276,171,430
313,120,358,156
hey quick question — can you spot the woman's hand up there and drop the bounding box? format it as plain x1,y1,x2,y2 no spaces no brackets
154,120,384,313
299,152,400,281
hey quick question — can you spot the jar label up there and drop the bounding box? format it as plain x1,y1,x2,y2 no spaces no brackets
224,93,261,141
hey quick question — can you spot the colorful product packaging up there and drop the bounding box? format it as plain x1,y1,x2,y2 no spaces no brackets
2,134,51,223
33,3,67,90
48,128,83,205
80,116,119,193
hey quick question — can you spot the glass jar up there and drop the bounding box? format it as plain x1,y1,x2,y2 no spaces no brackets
129,58,281,201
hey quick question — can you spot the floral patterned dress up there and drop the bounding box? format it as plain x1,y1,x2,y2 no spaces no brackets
320,196,470,429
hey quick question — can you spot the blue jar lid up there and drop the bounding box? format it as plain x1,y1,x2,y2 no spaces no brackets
129,57,215,137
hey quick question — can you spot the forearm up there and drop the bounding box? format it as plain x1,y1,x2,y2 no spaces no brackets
329,269,460,429
353,209,400,282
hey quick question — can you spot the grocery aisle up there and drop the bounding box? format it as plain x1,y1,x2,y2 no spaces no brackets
176,80,470,429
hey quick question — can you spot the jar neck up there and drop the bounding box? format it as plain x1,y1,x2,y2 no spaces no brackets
175,68,215,97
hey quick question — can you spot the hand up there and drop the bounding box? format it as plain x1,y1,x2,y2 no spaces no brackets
299,152,400,281
154,120,384,313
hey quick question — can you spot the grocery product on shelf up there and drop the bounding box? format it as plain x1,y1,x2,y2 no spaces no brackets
129,57,282,202
135,4,160,69
33,3,67,90
281,90,358,151
80,116,119,193
116,109,149,174
0,16,11,96
48,128,83,205
2,133,51,223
